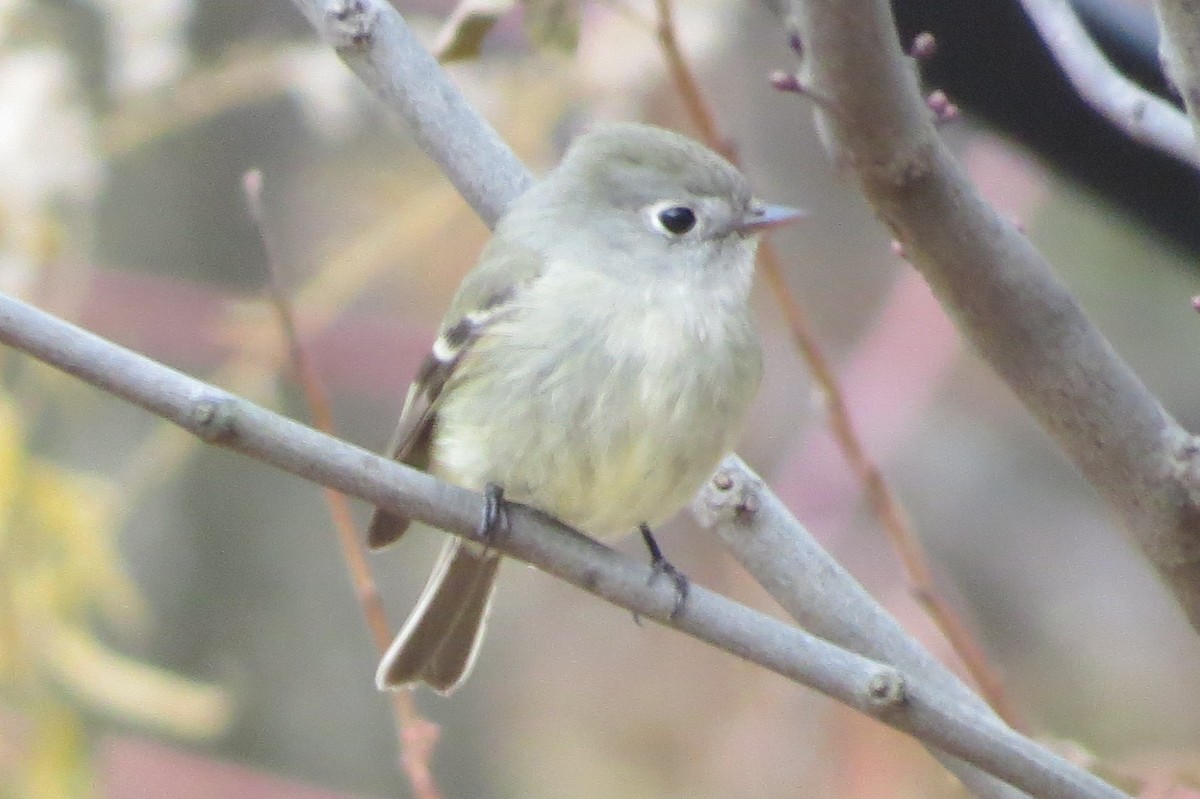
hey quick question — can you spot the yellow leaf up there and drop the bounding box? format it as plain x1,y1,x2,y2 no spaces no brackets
25,463,143,627
19,703,95,799
0,393,27,548
42,621,232,741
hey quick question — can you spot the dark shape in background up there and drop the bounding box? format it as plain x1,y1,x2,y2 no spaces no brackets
893,0,1200,256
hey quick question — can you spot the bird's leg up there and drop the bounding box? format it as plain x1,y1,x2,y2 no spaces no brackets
479,482,509,547
639,523,689,619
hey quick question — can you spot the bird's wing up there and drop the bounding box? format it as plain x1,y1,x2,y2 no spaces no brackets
366,239,544,549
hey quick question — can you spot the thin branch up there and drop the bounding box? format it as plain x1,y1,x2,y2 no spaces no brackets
287,0,529,225
695,461,1030,798
241,170,443,799
650,0,1021,730
652,0,725,153
0,289,1128,799
1019,0,1200,169
776,0,1200,631
1153,0,1200,143
763,240,1023,730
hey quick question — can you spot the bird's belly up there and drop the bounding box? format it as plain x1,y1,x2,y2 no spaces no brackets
508,417,727,539
431,283,759,540
431,344,743,540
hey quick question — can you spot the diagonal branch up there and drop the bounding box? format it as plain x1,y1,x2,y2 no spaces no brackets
0,288,1128,799
1020,0,1200,169
287,0,530,225
775,0,1200,631
696,460,1026,799
1154,0,1200,142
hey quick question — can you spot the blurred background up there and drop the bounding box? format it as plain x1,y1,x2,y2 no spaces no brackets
3,0,1200,797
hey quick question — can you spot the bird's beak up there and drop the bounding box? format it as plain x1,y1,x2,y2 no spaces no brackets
737,203,807,233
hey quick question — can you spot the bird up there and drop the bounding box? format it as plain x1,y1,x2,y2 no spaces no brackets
367,122,801,694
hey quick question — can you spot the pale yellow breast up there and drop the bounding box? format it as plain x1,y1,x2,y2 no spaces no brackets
431,262,761,540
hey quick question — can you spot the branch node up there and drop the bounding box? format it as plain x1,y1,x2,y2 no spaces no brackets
926,90,959,123
908,31,938,62
1130,96,1147,124
769,69,803,94
326,0,379,49
1172,435,1200,507
768,69,839,115
864,667,908,709
786,28,803,57
691,459,763,528
192,396,240,444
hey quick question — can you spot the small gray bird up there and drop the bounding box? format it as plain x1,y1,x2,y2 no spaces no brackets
368,122,801,694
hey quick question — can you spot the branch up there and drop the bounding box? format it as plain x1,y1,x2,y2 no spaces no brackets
694,460,1025,798
0,290,1128,799
1020,0,1200,169
1153,0,1200,143
287,0,530,224
274,1,1125,796
776,0,1200,631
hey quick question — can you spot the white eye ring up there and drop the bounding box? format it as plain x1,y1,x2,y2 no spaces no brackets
646,201,698,237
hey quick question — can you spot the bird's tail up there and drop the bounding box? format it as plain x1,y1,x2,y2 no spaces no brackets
375,538,501,694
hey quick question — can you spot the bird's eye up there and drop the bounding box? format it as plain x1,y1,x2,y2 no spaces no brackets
653,205,697,236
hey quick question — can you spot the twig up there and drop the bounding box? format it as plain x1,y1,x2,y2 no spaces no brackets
694,461,1029,799
1019,0,1199,169
650,0,1022,729
287,0,530,224
0,288,1129,799
242,170,443,799
652,0,726,155
1152,0,1200,144
761,243,1022,728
